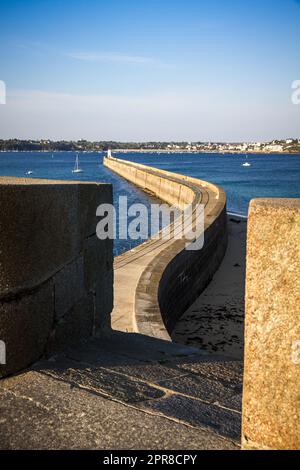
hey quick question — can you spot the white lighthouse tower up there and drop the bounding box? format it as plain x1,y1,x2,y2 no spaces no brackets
107,148,112,158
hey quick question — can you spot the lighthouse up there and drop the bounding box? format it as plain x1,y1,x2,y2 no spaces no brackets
107,148,112,158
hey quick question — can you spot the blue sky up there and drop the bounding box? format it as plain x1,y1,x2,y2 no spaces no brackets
0,0,300,141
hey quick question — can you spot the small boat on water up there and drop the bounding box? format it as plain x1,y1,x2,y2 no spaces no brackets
26,170,33,175
72,154,83,173
242,155,251,167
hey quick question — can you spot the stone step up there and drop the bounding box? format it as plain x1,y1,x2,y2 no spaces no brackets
0,331,242,449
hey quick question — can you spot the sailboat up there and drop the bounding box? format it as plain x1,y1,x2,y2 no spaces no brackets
242,155,251,167
72,154,83,173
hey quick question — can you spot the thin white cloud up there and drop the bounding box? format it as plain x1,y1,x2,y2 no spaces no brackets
15,41,160,66
67,51,157,65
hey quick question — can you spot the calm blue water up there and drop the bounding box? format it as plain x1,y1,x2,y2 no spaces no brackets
0,151,164,255
117,152,300,217
1,151,300,253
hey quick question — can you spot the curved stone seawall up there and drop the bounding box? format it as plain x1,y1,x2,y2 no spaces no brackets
0,177,113,378
104,156,227,339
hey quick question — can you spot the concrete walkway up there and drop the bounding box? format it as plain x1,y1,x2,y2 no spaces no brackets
0,331,242,449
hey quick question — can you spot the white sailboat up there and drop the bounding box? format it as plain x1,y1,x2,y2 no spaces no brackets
72,154,83,173
242,155,251,167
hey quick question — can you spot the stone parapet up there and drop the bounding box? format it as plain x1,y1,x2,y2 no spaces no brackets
242,198,300,450
0,177,113,378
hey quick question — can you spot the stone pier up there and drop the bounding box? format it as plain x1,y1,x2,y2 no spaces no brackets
104,156,228,338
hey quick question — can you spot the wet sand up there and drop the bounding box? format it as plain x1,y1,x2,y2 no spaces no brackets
171,214,247,360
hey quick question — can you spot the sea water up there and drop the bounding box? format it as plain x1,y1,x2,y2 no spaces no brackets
1,151,299,254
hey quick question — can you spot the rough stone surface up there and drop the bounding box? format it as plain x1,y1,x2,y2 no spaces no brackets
0,183,80,295
0,178,113,377
0,371,236,450
141,394,241,440
78,183,113,239
50,294,94,353
0,332,241,449
242,198,300,450
176,357,243,386
158,373,241,411
0,281,54,378
54,257,85,320
35,357,165,403
84,234,113,292
94,270,113,333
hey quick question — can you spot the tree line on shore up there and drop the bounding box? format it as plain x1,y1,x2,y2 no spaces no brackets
0,139,192,152
0,138,299,153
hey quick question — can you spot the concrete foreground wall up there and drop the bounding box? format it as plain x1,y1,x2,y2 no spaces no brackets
0,177,113,378
242,199,300,450
104,156,227,338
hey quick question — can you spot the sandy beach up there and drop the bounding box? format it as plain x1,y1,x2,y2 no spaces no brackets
172,214,247,360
